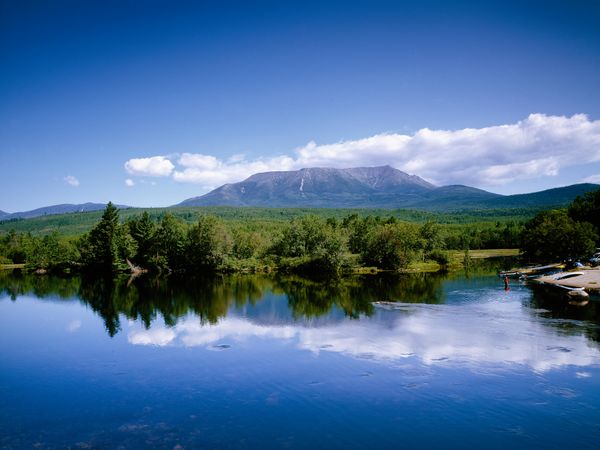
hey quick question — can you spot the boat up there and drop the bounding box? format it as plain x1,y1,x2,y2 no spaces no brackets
498,263,564,280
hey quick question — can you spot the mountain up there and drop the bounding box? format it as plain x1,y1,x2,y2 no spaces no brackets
177,165,500,208
0,210,8,220
0,203,130,220
178,165,599,211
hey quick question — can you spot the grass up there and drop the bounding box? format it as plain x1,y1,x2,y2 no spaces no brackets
0,264,25,270
451,248,521,259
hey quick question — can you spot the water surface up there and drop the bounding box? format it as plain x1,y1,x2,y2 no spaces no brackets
1,267,599,449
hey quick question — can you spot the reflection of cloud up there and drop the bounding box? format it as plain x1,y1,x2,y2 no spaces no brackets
127,301,600,373
66,319,81,332
128,327,176,346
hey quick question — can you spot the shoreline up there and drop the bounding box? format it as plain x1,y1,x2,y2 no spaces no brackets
0,249,520,275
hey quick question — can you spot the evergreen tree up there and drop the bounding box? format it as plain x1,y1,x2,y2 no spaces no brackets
79,202,131,271
128,211,156,267
151,213,187,271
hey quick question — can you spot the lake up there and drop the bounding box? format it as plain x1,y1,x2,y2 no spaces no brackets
1,265,599,449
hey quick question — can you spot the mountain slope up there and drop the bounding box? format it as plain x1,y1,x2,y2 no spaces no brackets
481,184,599,209
178,165,599,210
178,165,442,208
1,203,129,220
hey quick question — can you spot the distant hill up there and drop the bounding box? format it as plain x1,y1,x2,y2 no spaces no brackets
177,166,599,211
1,168,598,225
178,165,500,208
481,184,600,210
1,202,130,220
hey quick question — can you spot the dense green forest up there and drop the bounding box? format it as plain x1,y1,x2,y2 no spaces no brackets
0,188,598,274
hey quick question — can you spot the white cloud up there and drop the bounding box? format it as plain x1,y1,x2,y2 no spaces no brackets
172,155,296,190
582,174,600,184
128,327,176,346
123,114,600,189
125,178,135,187
124,156,174,177
63,175,80,187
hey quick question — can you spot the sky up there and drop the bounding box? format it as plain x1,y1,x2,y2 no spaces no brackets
1,0,600,212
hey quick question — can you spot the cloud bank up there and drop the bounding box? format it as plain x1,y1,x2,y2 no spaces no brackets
124,114,600,190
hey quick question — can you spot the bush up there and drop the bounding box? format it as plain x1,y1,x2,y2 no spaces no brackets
427,250,450,266
520,209,597,262
361,222,421,270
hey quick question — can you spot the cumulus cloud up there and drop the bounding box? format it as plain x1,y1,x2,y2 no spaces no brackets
123,114,600,189
63,175,80,187
124,156,174,177
172,154,296,189
125,178,135,187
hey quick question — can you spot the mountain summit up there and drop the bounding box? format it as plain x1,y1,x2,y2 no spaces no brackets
177,165,498,208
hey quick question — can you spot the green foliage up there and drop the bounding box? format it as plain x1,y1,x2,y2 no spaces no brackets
361,222,421,270
428,249,450,266
22,233,79,272
151,213,187,271
127,211,156,266
186,215,232,269
232,229,264,259
78,202,134,272
520,209,598,262
272,216,348,274
568,188,600,240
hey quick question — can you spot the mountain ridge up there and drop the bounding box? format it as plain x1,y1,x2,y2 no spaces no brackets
178,165,501,209
177,166,599,211
2,167,599,220
0,203,130,220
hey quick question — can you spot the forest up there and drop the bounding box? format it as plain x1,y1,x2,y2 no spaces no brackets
0,188,598,275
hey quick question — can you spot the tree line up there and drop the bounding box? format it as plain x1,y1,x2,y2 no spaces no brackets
1,188,598,274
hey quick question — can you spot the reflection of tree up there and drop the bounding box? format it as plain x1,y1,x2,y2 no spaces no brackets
274,276,374,320
9,268,598,347
458,256,518,279
78,275,122,337
0,270,449,333
528,285,600,344
353,272,446,304
77,273,273,336
0,269,80,301
273,272,447,320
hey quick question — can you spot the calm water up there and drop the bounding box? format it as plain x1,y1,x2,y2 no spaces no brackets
1,265,600,449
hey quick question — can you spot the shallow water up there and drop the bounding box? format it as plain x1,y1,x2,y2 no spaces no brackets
1,268,599,449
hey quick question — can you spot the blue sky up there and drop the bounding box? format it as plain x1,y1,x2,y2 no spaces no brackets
1,0,600,212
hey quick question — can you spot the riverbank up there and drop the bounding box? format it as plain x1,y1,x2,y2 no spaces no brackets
2,249,520,275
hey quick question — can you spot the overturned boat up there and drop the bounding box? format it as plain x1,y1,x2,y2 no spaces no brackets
499,263,564,280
